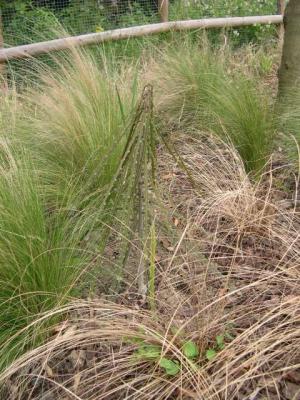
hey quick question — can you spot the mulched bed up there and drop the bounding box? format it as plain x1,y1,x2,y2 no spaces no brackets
2,134,300,400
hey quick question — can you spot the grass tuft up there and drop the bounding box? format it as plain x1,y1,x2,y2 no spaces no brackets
149,38,275,174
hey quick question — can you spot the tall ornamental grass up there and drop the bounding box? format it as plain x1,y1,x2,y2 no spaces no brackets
21,49,139,209
0,149,95,370
150,39,275,174
0,48,158,369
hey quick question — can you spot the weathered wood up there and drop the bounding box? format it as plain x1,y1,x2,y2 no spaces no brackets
277,0,285,43
0,12,4,75
277,0,285,14
0,10,7,90
0,15,282,63
158,0,169,23
278,0,300,98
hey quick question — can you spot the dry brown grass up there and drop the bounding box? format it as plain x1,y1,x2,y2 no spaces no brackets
1,132,299,400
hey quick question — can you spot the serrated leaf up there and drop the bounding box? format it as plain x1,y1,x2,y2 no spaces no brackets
206,348,217,361
159,357,180,376
182,341,199,359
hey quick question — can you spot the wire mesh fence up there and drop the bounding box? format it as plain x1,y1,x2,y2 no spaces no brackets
1,0,282,47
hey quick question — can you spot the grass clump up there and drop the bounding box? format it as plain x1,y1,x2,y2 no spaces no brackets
150,38,275,174
21,49,138,208
0,46,160,369
0,150,94,370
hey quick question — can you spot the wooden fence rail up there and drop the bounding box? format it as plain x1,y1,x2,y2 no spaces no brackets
0,15,282,63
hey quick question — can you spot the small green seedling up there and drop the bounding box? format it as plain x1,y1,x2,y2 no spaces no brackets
132,342,181,376
159,358,180,376
182,340,199,359
206,330,234,361
206,348,217,361
216,335,225,350
129,330,234,367
130,336,201,377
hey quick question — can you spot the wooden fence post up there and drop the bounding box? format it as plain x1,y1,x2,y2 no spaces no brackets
158,0,169,23
0,10,6,90
277,0,285,43
277,0,285,14
0,12,4,73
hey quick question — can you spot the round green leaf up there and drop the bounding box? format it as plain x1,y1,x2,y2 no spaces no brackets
182,341,199,359
159,357,180,376
206,348,217,361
